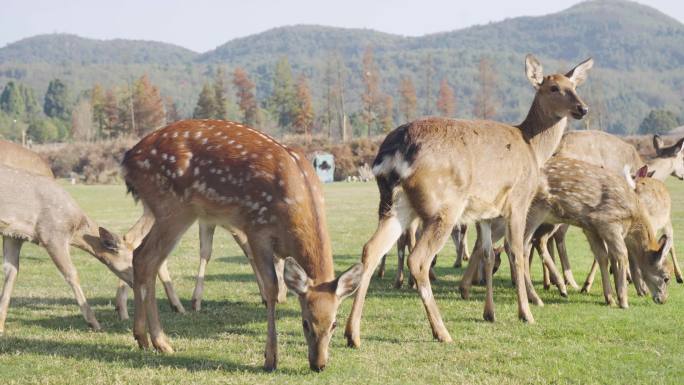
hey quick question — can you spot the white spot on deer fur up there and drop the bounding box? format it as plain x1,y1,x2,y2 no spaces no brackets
241,151,248,156
251,153,258,159
220,177,226,182
169,155,176,163
194,167,200,176
266,154,273,160
278,180,285,187
162,133,168,138
284,197,295,205
209,168,216,174
195,131,202,138
150,148,157,155
161,153,168,160
172,132,178,138
202,138,208,145
236,144,243,149
184,131,189,138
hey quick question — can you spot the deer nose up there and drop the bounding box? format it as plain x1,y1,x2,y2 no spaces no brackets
577,104,588,116
310,364,326,372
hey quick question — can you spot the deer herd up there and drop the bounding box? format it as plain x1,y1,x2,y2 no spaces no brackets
0,54,682,372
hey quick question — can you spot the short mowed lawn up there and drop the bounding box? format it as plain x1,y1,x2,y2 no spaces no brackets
1,180,683,385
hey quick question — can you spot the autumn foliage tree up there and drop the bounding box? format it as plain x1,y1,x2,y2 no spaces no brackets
436,79,456,117
361,47,380,136
473,57,498,120
233,67,258,125
399,76,418,123
132,74,165,135
381,94,394,133
293,74,314,142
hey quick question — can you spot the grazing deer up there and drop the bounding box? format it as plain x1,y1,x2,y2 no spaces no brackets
0,165,134,333
122,119,362,371
548,131,684,292
524,157,671,307
344,55,592,346
582,166,681,292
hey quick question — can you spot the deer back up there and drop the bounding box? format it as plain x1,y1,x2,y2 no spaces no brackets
554,130,643,174
122,119,334,281
0,140,54,178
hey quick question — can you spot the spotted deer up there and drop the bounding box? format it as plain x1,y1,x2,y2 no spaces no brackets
344,55,592,346
548,131,684,293
582,165,681,291
122,119,362,371
0,162,134,333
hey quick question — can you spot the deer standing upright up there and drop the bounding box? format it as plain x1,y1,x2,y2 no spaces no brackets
122,119,362,371
344,55,593,346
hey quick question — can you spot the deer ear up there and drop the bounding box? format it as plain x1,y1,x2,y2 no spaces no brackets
99,227,120,252
656,234,672,263
565,57,593,87
636,165,649,179
283,257,310,296
525,54,544,89
653,135,664,156
335,263,363,299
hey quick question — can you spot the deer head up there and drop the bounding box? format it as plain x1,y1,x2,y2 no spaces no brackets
284,257,362,371
96,227,134,286
637,234,672,304
525,55,593,121
653,136,684,179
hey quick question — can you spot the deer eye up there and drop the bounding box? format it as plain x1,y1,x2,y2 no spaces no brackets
302,320,310,332
550,85,560,93
664,277,670,284
331,321,337,331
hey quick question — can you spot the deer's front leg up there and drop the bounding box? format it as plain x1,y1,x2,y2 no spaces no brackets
345,215,403,348
248,238,279,371
115,280,129,320
192,222,216,311
0,237,22,333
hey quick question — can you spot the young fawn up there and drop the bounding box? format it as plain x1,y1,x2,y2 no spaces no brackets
344,54,592,346
122,119,362,371
0,164,134,333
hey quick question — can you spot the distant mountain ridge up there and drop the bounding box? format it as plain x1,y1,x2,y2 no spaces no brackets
0,0,682,134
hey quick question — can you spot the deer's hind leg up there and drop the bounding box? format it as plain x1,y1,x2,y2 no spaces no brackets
0,237,22,333
44,238,100,331
553,224,579,290
158,260,185,313
191,222,216,311
582,229,615,306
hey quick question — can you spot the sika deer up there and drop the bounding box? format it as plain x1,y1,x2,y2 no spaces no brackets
524,157,671,307
344,55,592,346
122,119,362,371
0,165,134,333
549,131,684,291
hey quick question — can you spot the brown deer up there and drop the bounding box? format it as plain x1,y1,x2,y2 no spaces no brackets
121,119,362,371
0,164,134,333
344,54,593,346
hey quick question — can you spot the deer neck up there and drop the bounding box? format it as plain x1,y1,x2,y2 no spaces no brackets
625,205,658,258
517,95,568,165
645,157,672,181
70,217,106,261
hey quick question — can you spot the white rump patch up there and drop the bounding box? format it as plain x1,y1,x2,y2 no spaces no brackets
372,152,414,179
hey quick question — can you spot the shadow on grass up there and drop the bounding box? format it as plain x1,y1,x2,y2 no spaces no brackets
0,336,302,374
11,297,301,339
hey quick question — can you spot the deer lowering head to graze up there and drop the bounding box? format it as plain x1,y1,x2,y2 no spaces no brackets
344,54,592,346
0,140,54,178
524,157,671,307
0,165,134,333
122,119,362,371
549,131,684,292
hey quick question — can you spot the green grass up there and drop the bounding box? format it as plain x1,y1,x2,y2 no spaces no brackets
1,180,684,384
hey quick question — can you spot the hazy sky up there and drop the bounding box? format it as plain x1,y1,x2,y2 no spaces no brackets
1,0,682,52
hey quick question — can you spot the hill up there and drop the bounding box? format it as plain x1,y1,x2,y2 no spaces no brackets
0,0,682,134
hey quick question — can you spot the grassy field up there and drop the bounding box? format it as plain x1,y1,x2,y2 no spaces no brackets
1,180,683,384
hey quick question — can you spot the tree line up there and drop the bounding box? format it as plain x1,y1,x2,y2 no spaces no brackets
0,46,680,144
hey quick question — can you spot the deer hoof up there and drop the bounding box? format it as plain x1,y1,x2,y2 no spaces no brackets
344,332,360,349
191,299,201,312
459,286,470,300
483,310,496,323
171,302,186,314
676,276,683,284
559,290,568,298
453,261,462,268
263,352,278,372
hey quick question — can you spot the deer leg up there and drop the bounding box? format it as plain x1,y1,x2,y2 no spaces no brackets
45,239,100,331
407,215,455,342
394,234,407,289
345,214,405,348
538,232,568,297
604,239,629,309
133,213,195,353
158,260,185,313
191,222,216,311
453,224,469,267
509,213,534,323
664,222,682,283
0,237,22,333
581,260,598,293
627,253,648,297
480,222,497,322
459,225,484,299
377,255,386,279
583,230,614,306
554,225,579,290
115,280,129,320
247,236,280,371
